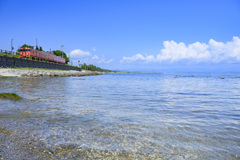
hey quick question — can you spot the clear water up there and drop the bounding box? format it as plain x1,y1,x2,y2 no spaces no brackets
0,73,240,159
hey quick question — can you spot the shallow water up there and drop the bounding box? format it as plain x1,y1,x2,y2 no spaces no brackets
0,73,240,159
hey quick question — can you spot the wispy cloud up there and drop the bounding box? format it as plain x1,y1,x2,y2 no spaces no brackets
121,36,240,63
92,55,99,60
97,58,113,64
121,54,155,63
92,55,113,63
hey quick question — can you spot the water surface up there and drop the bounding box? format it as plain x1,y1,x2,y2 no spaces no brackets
0,73,240,159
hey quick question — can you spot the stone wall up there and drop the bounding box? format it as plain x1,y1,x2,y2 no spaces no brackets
0,55,81,71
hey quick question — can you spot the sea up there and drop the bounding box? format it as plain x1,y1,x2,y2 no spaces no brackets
0,73,240,159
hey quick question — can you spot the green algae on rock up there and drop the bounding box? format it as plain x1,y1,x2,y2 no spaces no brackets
0,93,22,101
0,75,8,79
0,126,13,135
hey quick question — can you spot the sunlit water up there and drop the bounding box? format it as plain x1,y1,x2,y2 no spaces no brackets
0,73,240,159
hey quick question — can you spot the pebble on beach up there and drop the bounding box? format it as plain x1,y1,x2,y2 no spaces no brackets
0,69,102,77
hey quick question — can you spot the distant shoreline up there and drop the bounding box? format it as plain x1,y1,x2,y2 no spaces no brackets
105,71,162,74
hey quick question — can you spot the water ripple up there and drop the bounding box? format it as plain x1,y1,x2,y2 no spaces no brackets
0,73,240,159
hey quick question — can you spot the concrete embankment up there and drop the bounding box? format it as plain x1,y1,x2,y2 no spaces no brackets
0,68,101,77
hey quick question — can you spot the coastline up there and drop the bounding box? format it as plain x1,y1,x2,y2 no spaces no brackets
0,68,102,77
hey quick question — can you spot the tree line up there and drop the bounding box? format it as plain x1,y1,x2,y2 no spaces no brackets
81,63,113,72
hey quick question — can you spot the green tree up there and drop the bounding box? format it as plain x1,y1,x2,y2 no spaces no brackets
52,50,69,64
19,44,33,49
35,46,39,50
39,46,43,51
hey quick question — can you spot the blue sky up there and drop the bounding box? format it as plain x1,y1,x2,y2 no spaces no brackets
1,0,240,72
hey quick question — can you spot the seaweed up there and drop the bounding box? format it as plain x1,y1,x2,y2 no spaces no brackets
0,93,22,101
0,75,8,79
0,126,13,135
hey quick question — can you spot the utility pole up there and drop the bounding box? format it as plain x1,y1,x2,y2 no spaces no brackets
11,39,14,55
18,45,20,55
36,38,38,48
61,45,64,58
68,53,70,64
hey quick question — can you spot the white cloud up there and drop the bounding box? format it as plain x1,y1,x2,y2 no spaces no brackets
92,47,96,52
156,40,210,62
69,49,91,58
121,54,156,63
92,55,99,60
68,49,113,64
121,36,240,64
67,49,114,66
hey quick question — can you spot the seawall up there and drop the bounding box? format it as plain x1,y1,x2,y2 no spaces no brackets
0,55,81,71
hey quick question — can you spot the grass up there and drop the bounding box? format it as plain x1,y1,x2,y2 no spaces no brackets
13,67,63,71
0,93,22,101
0,52,19,57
